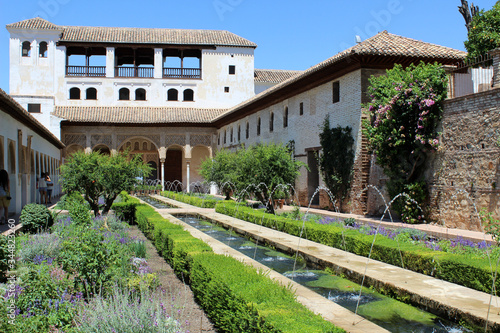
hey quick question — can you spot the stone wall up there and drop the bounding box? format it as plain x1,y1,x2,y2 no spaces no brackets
426,88,500,231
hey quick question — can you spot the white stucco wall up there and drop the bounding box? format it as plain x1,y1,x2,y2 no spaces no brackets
0,109,62,215
216,69,364,196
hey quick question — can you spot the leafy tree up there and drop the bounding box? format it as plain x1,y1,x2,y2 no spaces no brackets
199,148,238,200
199,143,305,213
363,62,447,223
464,1,500,59
319,116,354,212
60,151,151,216
234,143,305,214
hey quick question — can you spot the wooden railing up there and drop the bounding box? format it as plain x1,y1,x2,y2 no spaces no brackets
115,66,154,78
66,66,106,77
163,67,201,79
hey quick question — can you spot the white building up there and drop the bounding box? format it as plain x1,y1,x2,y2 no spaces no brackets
6,17,466,211
0,88,64,215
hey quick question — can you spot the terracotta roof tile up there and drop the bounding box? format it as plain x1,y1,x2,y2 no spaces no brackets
52,106,228,124
0,89,65,148
7,18,257,48
6,17,62,31
214,31,467,122
254,69,303,83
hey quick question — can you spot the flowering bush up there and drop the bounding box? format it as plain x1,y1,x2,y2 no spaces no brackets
363,62,448,223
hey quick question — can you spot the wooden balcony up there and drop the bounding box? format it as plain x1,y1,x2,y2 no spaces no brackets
66,65,106,77
115,66,154,78
163,67,201,79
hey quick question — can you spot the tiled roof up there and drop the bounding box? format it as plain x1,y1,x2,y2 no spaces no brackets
213,31,467,122
6,17,62,31
0,89,65,148
254,69,303,83
52,106,228,124
7,18,257,48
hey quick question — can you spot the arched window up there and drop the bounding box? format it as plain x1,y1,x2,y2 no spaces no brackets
230,128,233,142
167,89,178,101
39,41,48,57
69,87,81,100
257,117,261,136
119,88,130,100
22,41,31,57
183,89,194,102
269,112,274,133
224,131,227,144
246,122,249,139
283,107,288,128
135,88,146,101
238,125,241,141
86,87,97,100
142,142,148,150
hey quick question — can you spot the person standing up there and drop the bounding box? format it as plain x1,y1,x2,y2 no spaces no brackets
0,169,11,225
38,172,47,205
45,173,53,204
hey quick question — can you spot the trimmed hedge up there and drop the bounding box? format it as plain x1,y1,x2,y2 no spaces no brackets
161,191,218,208
112,192,141,224
121,193,344,333
215,201,500,294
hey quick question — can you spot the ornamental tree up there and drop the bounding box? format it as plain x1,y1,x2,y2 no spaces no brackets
363,62,448,223
319,116,354,212
464,1,500,59
200,143,305,213
234,143,305,214
199,148,238,200
60,151,151,216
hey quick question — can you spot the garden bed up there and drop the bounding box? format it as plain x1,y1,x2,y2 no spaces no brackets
160,191,221,208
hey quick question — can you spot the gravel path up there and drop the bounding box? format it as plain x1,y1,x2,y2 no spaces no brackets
128,226,217,333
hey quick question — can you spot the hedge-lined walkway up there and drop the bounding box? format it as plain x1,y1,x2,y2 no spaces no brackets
127,225,217,333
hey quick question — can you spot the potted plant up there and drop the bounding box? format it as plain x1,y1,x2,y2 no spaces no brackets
274,190,287,209
155,184,162,194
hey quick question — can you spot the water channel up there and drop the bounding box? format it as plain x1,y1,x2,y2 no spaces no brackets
176,214,469,333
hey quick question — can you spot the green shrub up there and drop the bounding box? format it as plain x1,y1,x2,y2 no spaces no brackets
14,263,82,331
161,191,218,208
20,204,53,233
112,192,141,224
56,191,87,210
67,199,92,227
58,227,131,297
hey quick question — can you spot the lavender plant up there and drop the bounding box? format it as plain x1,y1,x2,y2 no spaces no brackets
18,232,62,264
74,286,185,333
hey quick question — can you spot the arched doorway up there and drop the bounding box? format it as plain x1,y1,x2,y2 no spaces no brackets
119,137,159,180
92,144,111,155
165,146,183,192
66,144,84,156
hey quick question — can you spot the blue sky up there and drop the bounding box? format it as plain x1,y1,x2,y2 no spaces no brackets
0,0,498,92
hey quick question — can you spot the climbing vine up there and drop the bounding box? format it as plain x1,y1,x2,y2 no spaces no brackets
363,62,448,223
319,116,354,212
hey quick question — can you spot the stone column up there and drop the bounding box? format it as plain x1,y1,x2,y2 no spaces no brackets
186,161,191,193
106,47,115,78
154,48,163,79
489,48,500,88
160,158,165,191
